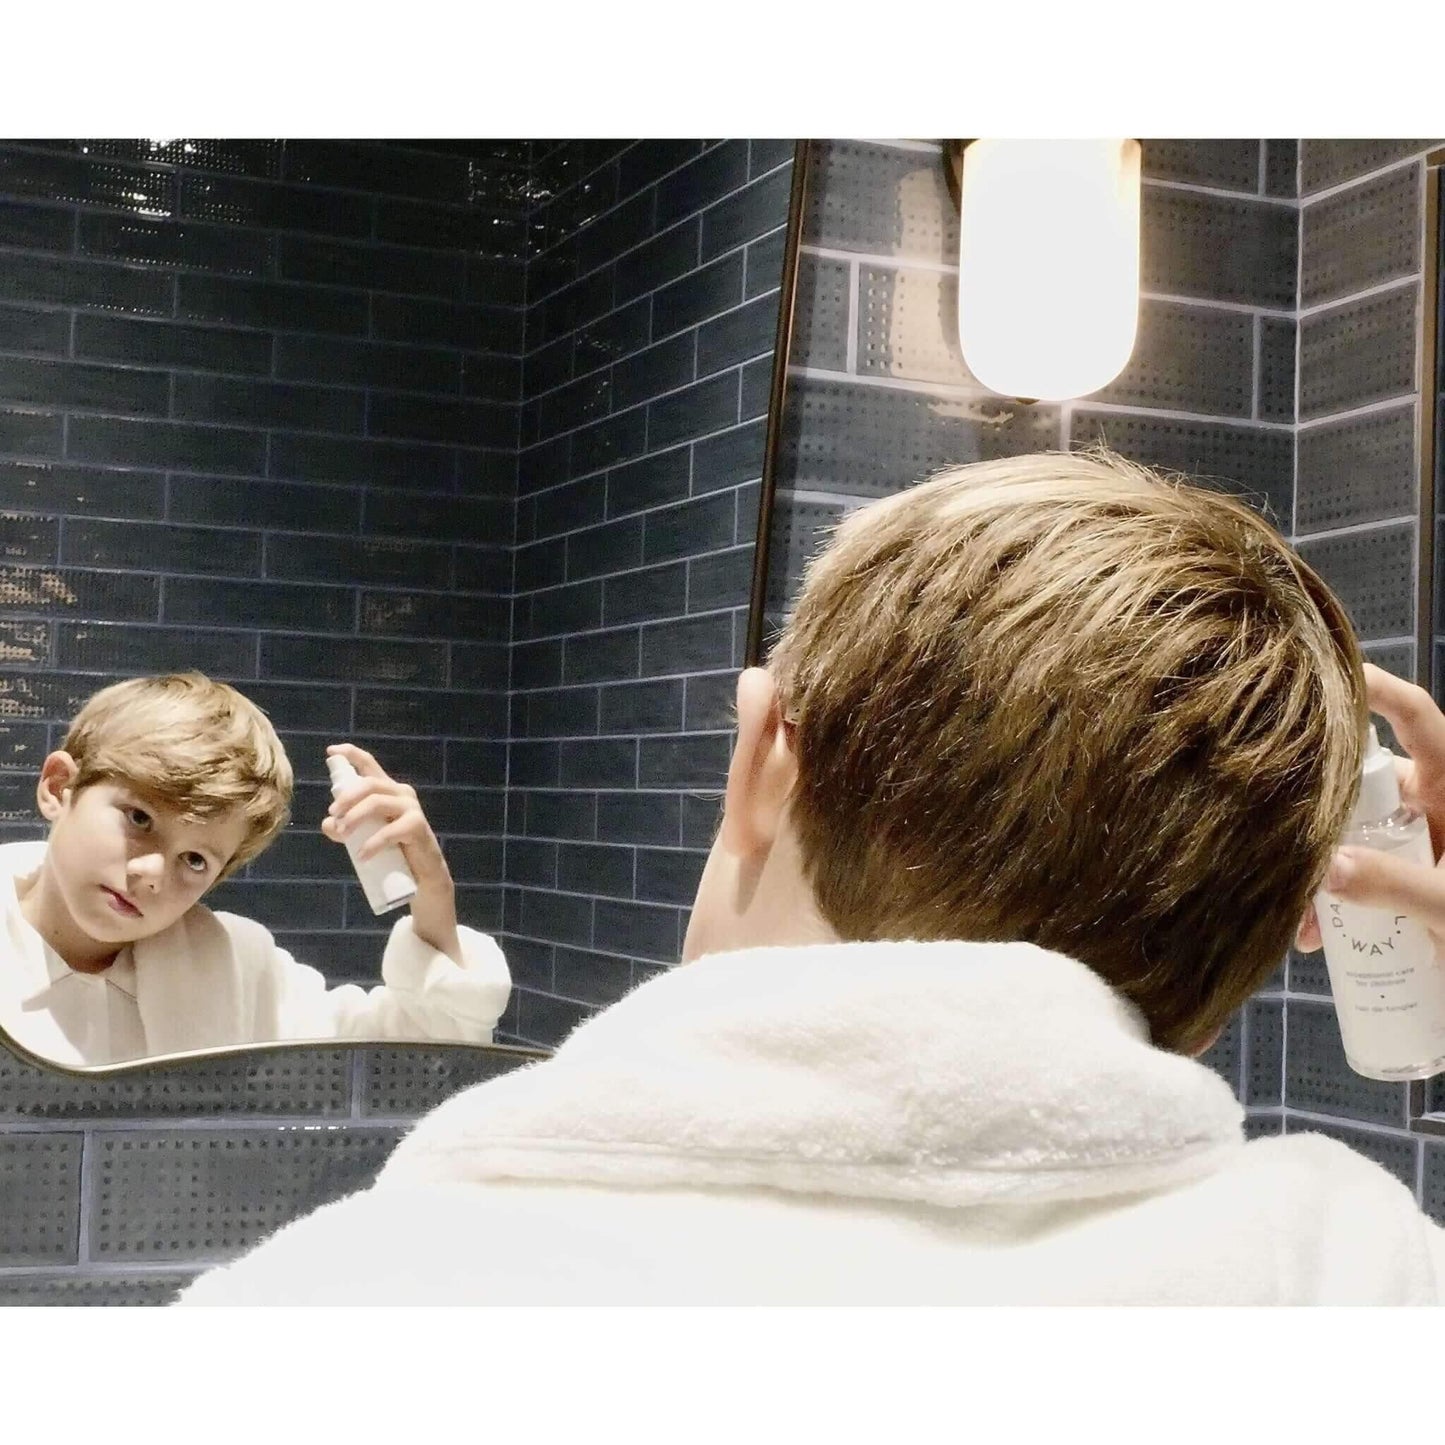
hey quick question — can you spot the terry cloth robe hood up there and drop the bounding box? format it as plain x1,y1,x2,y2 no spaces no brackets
178,939,1445,1305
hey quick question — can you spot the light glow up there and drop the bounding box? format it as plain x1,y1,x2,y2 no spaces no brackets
958,139,1141,402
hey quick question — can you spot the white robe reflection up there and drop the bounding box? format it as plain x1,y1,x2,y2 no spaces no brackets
0,841,511,1067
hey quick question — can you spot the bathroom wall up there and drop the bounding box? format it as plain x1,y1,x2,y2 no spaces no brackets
0,139,526,980
1286,140,1445,1208
763,138,1443,1223
497,140,795,1046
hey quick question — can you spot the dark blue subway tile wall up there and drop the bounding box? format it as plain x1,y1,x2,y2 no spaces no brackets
499,140,794,1049
0,139,524,976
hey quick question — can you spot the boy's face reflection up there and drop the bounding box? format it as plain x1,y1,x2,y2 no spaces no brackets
30,752,248,962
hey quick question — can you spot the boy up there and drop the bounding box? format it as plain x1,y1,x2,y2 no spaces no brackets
1,672,510,1065
180,450,1445,1304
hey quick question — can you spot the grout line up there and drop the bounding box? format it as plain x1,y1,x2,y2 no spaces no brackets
845,259,858,376
1252,313,1261,421
1293,513,1416,543
1296,272,1418,321
1296,394,1416,431
75,1127,92,1265
1299,148,1439,206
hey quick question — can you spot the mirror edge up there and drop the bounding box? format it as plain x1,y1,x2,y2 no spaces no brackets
745,139,814,669
0,1014,551,1080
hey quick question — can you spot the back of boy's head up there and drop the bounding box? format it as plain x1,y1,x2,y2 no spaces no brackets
767,449,1367,1055
59,673,294,880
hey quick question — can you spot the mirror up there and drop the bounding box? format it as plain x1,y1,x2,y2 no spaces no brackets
0,138,804,1071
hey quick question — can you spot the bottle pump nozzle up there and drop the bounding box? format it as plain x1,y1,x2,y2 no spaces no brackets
1350,723,1401,829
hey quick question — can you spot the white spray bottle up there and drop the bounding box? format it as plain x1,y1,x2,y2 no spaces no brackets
1314,723,1445,1080
326,753,417,916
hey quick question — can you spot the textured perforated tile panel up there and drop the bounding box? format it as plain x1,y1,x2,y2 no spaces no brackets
0,1271,194,1305
0,1047,352,1121
1141,140,1259,192
1425,1143,1445,1223
780,376,1059,497
856,264,971,387
1288,944,1332,997
1243,1112,1284,1139
765,497,846,614
1265,140,1297,199
1298,284,1418,421
804,140,956,264
1296,402,1416,533
1245,998,1284,1107
360,1044,542,1116
1200,1008,1243,1095
1257,316,1296,422
1141,188,1295,308
1294,522,1414,638
1068,411,1291,530
1090,299,1252,416
1284,1000,1409,1125
1300,141,1435,197
794,253,850,374
1300,162,1421,309
0,1133,82,1264
89,1126,404,1261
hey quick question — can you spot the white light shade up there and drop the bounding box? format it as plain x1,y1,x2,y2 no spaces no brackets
958,139,1141,402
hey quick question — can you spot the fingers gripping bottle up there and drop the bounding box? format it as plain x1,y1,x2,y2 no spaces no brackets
1315,724,1445,1081
326,754,417,916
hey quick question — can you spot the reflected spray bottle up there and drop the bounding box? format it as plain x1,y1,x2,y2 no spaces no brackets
1314,723,1445,1080
326,753,418,916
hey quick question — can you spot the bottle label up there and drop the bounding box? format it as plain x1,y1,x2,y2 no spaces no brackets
1317,889,1445,1070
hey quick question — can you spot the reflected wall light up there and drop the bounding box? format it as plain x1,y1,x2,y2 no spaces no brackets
944,139,1142,403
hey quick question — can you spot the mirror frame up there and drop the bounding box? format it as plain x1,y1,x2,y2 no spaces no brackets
745,139,812,668
1408,145,1445,1130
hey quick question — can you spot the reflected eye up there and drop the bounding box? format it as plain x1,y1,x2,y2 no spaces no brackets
124,806,151,831
181,853,208,875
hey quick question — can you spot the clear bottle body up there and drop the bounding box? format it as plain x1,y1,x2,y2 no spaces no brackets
331,774,417,916
1314,804,1445,1081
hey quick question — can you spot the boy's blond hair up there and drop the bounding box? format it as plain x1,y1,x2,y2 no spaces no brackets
768,450,1368,1055
59,673,293,880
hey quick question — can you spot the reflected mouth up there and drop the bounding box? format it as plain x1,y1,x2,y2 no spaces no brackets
102,887,142,918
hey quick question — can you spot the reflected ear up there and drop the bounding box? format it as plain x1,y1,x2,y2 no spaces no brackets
717,668,797,857
35,751,80,822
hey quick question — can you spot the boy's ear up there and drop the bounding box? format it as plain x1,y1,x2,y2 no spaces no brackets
36,751,80,822
717,668,797,857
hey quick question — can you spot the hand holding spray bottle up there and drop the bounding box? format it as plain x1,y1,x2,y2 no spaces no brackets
327,753,418,915
1314,722,1445,1081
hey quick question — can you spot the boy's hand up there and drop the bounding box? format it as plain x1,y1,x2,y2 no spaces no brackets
323,743,460,963
1295,664,1445,956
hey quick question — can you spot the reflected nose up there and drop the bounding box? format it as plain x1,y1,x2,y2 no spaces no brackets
127,852,165,895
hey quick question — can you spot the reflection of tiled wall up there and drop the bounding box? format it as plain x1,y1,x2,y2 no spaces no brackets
497,142,794,1047
1292,142,1445,1174
0,1041,541,1303
764,138,1444,1223
0,140,526,981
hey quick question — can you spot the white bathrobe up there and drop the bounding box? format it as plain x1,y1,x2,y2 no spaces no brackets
177,938,1445,1305
0,840,511,1065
